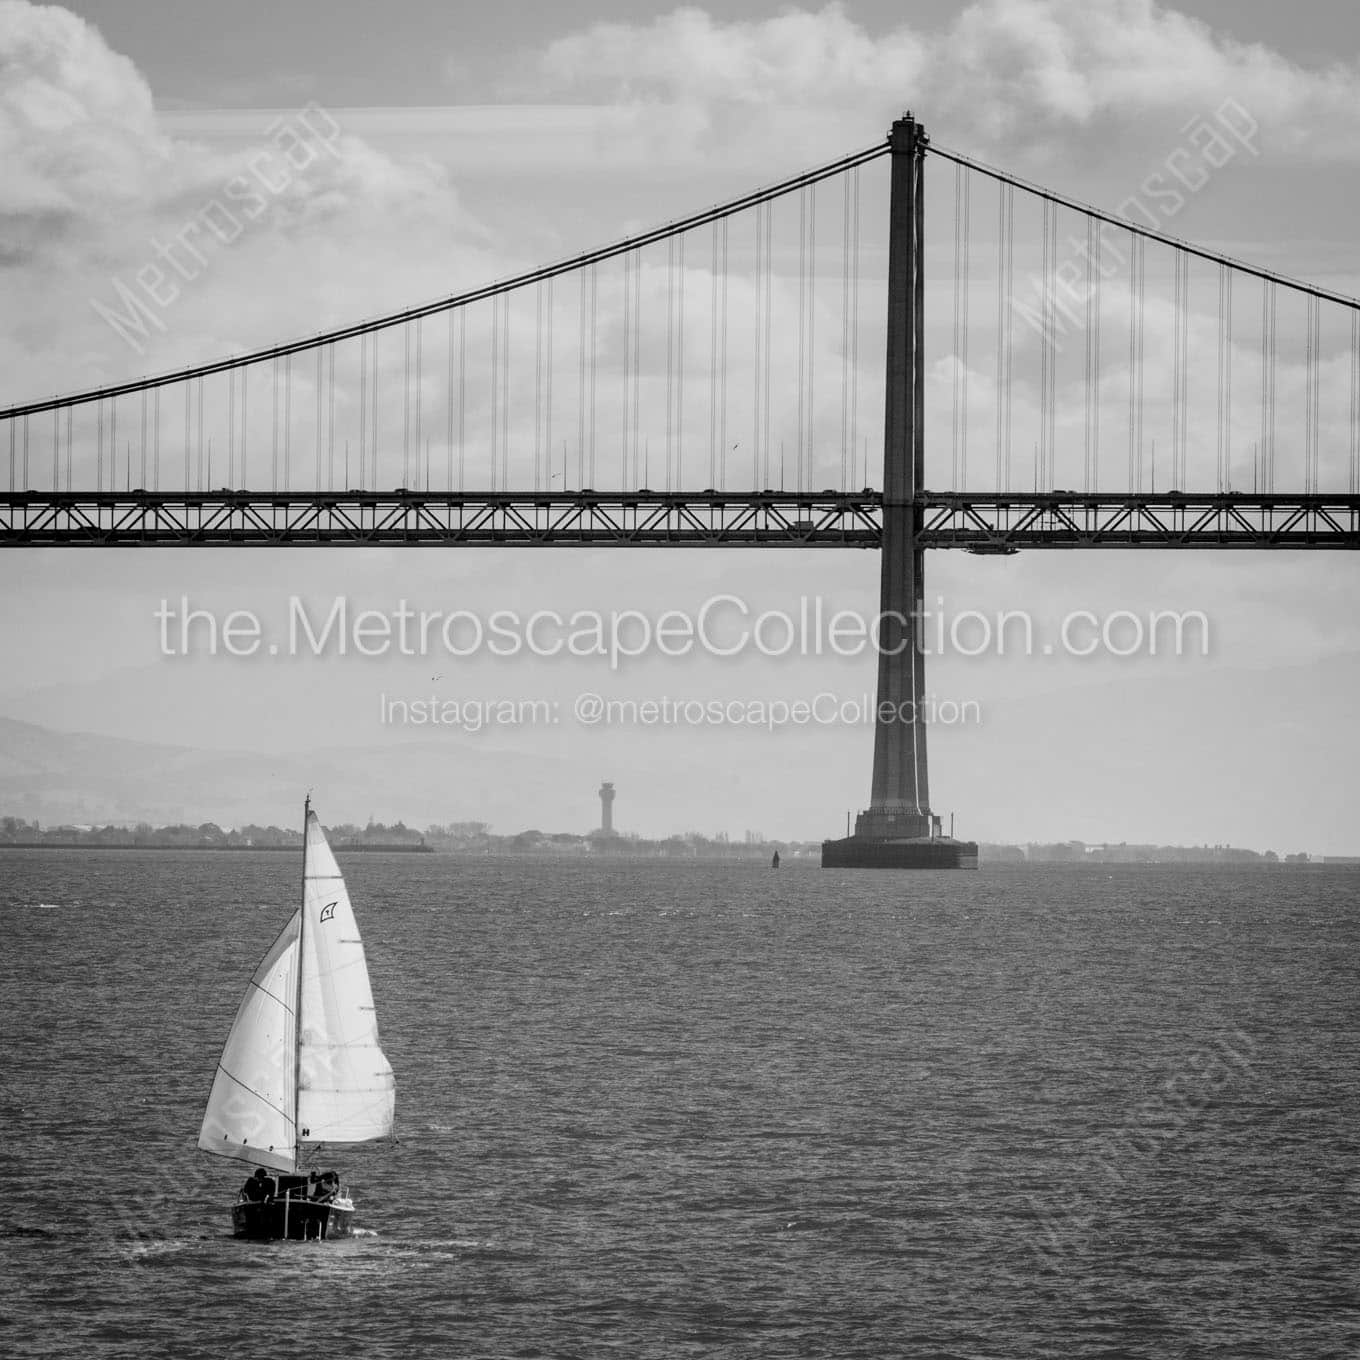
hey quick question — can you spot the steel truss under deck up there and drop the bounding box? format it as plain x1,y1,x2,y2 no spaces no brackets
918,492,1360,550
1,490,1357,548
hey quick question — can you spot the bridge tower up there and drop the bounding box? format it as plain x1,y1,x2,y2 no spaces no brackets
823,115,977,870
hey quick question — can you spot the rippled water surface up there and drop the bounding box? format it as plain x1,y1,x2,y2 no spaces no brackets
1,851,1357,1358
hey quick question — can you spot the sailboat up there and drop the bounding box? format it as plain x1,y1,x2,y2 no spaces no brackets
197,798,395,1240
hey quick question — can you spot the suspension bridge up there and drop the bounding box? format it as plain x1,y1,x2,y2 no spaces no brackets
4,114,1357,864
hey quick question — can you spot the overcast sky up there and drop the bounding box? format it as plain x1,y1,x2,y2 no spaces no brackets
3,0,1359,851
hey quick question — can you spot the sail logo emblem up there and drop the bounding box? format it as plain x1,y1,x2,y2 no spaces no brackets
320,902,337,923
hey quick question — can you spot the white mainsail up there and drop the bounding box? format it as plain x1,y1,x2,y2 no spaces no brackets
197,912,300,1172
198,805,394,1172
296,811,395,1146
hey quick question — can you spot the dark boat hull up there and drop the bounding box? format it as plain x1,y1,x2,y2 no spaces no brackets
231,1195,354,1241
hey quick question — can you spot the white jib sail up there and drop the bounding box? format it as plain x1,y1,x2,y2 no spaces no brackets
197,911,300,1172
296,811,395,1146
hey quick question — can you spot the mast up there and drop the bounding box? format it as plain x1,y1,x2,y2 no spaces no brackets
293,793,309,1173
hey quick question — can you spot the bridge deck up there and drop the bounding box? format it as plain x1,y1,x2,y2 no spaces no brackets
1,491,1357,547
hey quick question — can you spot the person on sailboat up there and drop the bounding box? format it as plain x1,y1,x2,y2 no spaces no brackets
309,1171,339,1203
242,1168,275,1202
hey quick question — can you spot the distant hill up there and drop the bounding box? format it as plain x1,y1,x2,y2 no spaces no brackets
0,715,585,832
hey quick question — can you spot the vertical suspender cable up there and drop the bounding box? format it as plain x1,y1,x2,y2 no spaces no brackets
454,306,459,492
1223,267,1233,493
1351,311,1359,495
1224,265,1234,495
995,184,1014,490
1000,184,1011,495
1039,198,1051,491
540,280,548,492
951,165,961,490
329,342,337,490
241,361,248,488
1084,216,1101,493
631,257,641,487
1261,281,1276,494
284,356,292,492
492,299,501,493
1258,282,1267,496
719,218,728,490
1262,281,1272,495
1178,253,1189,487
850,169,860,487
1128,234,1144,492
1172,252,1183,488
316,348,323,490
1303,297,1313,493
658,252,669,492
1308,295,1320,493
538,291,546,496
414,320,423,493
579,270,588,489
710,224,719,487
402,326,411,488
370,334,379,490
756,198,767,481
842,174,851,490
1131,239,1142,495
763,201,773,490
228,368,236,487
272,357,279,491
666,238,675,491
503,293,512,490
959,166,970,491
1128,236,1137,491
806,184,816,494
589,263,597,488
628,255,639,489
1047,201,1058,487
799,191,807,493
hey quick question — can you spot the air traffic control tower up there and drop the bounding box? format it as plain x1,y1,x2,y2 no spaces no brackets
598,781,615,835
821,116,977,870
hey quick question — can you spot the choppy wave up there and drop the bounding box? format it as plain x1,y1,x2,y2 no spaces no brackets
0,855,1356,1359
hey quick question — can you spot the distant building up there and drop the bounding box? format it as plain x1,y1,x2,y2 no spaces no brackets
598,781,615,835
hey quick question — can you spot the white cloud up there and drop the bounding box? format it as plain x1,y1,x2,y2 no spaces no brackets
523,0,1360,165
0,2,485,403
537,5,924,108
0,0,166,218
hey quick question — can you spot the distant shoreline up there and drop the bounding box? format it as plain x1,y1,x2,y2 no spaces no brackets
0,841,432,853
